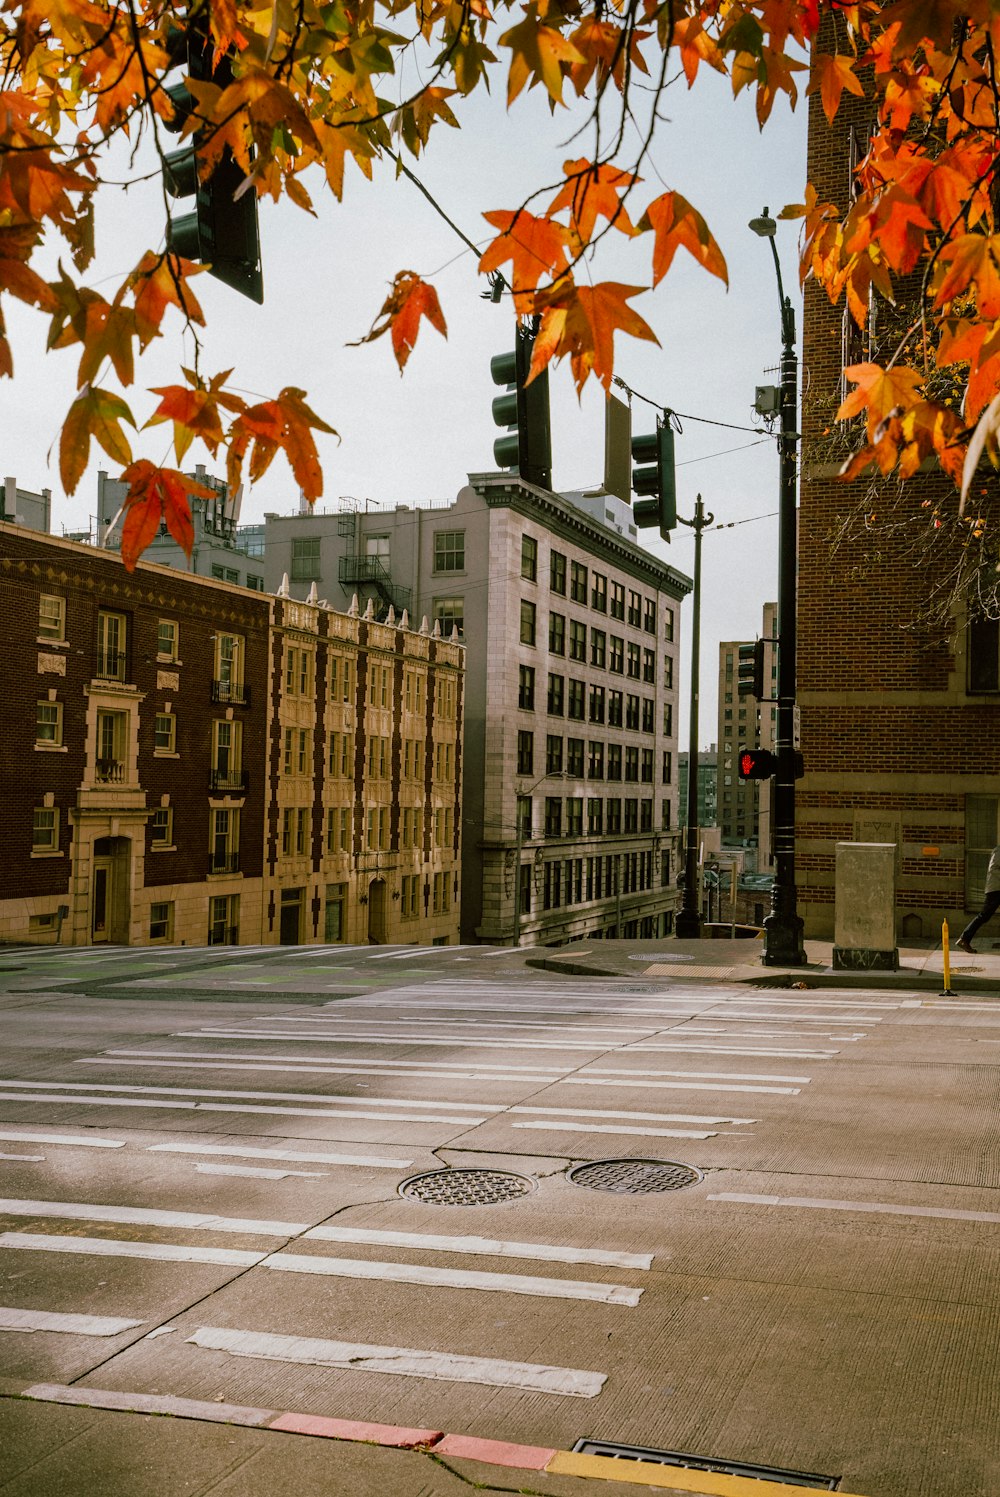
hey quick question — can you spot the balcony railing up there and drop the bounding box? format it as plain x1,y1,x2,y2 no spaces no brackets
209,769,249,793
211,679,250,706
95,651,126,681
208,850,240,875
95,758,125,783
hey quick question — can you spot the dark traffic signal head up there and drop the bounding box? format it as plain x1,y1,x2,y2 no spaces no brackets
737,639,766,700
631,420,676,540
490,325,552,490
163,26,263,303
738,746,777,780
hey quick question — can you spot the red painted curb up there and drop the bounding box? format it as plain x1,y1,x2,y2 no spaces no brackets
268,1411,443,1448
433,1433,557,1470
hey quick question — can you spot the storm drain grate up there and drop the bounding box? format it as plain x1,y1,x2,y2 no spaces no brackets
399,1168,535,1206
568,1158,702,1194
573,1440,840,1490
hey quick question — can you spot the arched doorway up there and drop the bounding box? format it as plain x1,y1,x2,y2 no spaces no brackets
91,837,131,944
367,878,387,944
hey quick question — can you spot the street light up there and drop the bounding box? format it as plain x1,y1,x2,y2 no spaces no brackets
749,207,805,966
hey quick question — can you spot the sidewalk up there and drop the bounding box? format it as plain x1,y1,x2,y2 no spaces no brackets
523,935,1000,996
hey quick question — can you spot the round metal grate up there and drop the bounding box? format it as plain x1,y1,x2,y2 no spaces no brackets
568,1158,702,1195
399,1168,535,1206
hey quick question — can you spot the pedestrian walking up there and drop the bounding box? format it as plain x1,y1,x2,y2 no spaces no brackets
957,844,1000,953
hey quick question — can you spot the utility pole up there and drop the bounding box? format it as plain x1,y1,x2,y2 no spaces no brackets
675,494,713,938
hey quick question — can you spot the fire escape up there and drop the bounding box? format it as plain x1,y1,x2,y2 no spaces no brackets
336,511,412,619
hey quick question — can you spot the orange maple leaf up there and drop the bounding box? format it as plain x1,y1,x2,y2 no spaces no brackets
59,384,135,495
127,252,206,350
500,6,585,106
0,224,57,311
226,388,337,503
117,461,213,572
837,362,925,439
479,212,570,310
548,159,638,244
350,271,448,371
637,191,728,288
530,279,659,394
808,52,865,124
147,369,246,463
934,235,1000,319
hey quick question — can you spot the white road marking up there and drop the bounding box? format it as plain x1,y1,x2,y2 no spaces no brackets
102,1049,565,1077
188,1325,607,1398
509,1104,754,1124
194,1164,328,1180
632,1043,837,1058
287,1016,665,1036
0,1307,144,1337
0,1153,44,1162
301,1226,652,1271
0,1130,125,1149
0,1199,306,1235
178,1029,837,1059
0,1232,263,1266
586,1064,811,1083
560,1076,800,1095
710,1192,1000,1225
680,1026,864,1038
263,1252,641,1305
23,1383,276,1425
2,1078,487,1115
147,1142,413,1168
86,1056,563,1085
512,1121,716,1140
0,1087,485,1127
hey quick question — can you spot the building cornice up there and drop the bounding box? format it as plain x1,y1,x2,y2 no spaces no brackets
467,473,693,600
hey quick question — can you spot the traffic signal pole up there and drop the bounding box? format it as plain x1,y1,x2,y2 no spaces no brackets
675,494,712,938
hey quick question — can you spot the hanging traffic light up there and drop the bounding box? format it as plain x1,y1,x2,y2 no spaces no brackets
737,639,766,699
738,746,778,780
631,419,677,540
163,25,263,303
490,324,552,490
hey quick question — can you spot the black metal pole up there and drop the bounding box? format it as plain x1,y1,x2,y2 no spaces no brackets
676,494,712,939
763,277,805,965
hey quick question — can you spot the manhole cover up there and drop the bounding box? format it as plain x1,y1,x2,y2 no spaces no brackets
569,1158,702,1195
399,1168,535,1206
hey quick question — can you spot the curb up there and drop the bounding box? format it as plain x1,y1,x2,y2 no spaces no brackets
9,1382,871,1496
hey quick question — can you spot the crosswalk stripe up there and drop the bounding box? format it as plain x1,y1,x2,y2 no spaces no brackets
709,1192,1000,1225
0,1129,125,1149
87,1056,563,1085
0,1307,143,1336
194,1164,328,1180
98,1049,565,1078
512,1120,716,1140
180,1029,836,1058
188,1325,607,1398
0,1232,263,1266
146,1142,412,1168
0,1085,486,1126
561,1076,800,1095
263,1252,641,1305
301,1226,652,1271
0,1198,307,1235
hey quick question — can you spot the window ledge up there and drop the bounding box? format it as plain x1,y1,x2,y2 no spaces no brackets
156,654,181,666
35,742,68,753
153,750,180,759
37,636,68,649
31,849,64,859
150,843,176,853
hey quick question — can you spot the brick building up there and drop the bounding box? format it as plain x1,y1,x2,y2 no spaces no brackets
796,39,1000,939
0,524,462,947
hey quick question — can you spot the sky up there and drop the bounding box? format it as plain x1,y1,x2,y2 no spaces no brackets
1,51,808,748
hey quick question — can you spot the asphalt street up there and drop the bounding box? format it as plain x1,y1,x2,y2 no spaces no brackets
0,940,998,1496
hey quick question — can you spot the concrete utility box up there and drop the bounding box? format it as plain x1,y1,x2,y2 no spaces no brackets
833,842,899,971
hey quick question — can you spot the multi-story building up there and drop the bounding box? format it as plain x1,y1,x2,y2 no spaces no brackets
1,475,52,532
0,524,463,947
716,602,777,869
234,474,690,943
678,745,718,830
796,43,1000,941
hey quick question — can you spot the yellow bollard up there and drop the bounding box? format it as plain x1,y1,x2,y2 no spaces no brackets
941,918,955,997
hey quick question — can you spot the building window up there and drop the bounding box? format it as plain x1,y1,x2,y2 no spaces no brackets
625,746,639,781
644,598,657,633
400,874,420,919
589,684,605,723
38,594,66,642
325,883,348,940
587,797,603,835
331,654,355,705
285,645,314,698
550,550,566,594
284,726,310,776
643,648,656,683
154,712,176,754
549,612,565,655
624,798,638,833
591,573,607,612
590,629,606,668
625,694,640,731
606,797,622,833
517,729,534,775
213,633,246,704
641,748,654,782
662,750,673,784
642,698,655,733
521,534,538,581
149,901,173,941
627,642,641,679
97,610,127,681
157,620,178,660
544,797,562,836
32,807,58,853
610,581,625,621
569,619,586,662
208,893,239,945
95,709,127,782
433,597,464,637
547,673,564,715
567,679,585,720
518,664,535,711
209,807,240,874
211,720,244,791
566,737,584,777
570,561,588,603
663,653,674,689
36,700,63,746
517,794,532,839
610,636,624,674
607,742,622,780
520,599,536,646
640,799,653,832
608,690,623,728
543,860,562,909
566,797,583,836
433,530,465,573
291,535,321,581
628,590,642,627
665,608,675,641
211,565,240,584
151,806,173,847
546,733,564,774
432,871,451,914
246,574,264,591
965,795,1000,904
663,702,673,735
968,617,1000,692
588,740,604,778
519,861,532,915
326,805,350,853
